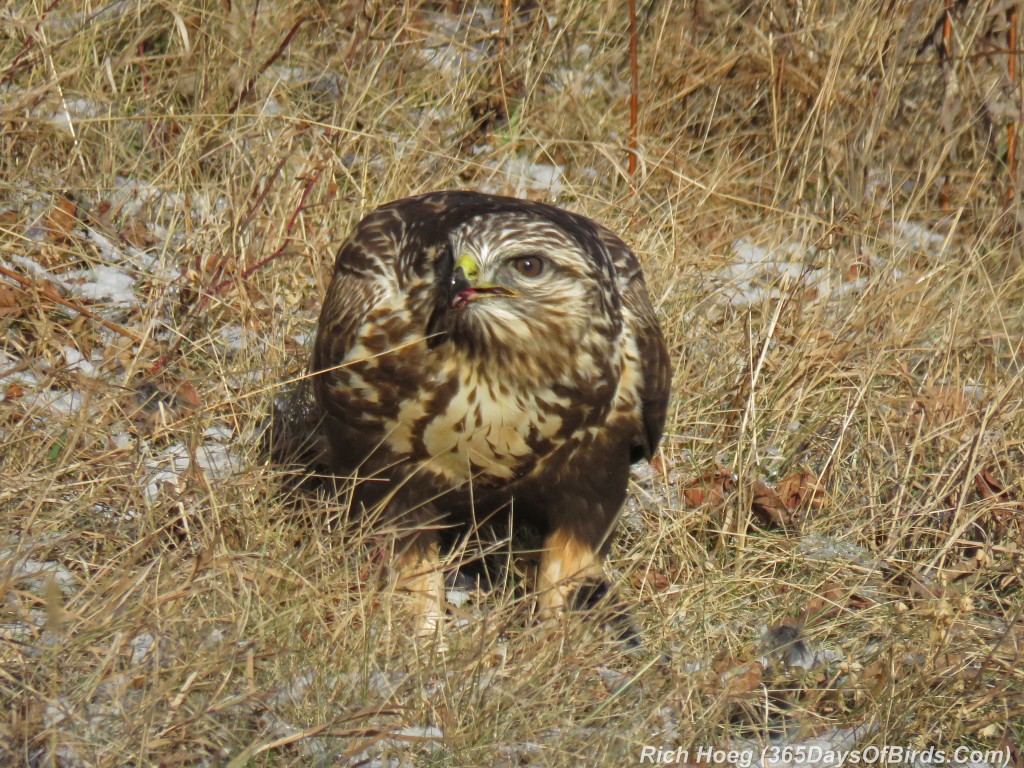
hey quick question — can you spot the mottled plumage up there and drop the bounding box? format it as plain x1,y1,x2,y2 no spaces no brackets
307,190,670,635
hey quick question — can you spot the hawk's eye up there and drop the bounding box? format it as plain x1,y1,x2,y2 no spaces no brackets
511,255,545,278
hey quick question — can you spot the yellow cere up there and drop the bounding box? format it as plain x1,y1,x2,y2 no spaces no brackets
456,254,479,282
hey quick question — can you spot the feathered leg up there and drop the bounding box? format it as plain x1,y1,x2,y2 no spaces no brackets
536,527,603,619
393,527,446,640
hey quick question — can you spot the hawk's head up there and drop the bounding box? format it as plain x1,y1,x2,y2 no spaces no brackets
426,211,620,367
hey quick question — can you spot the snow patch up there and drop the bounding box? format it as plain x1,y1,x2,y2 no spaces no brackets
415,10,490,77
28,388,86,415
142,426,243,502
61,346,102,377
715,238,906,307
799,532,876,569
892,220,949,252
5,255,71,289
480,157,565,198
0,552,77,595
218,324,247,353
129,633,156,664
67,264,137,304
47,98,103,132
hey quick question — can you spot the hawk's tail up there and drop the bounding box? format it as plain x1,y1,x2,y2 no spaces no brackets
260,376,331,480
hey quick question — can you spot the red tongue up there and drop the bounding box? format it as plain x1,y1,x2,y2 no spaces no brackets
451,288,477,309
451,285,509,309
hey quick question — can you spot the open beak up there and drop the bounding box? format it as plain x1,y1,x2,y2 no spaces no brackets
449,256,517,310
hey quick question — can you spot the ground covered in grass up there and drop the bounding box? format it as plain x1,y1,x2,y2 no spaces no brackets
1,1,1023,765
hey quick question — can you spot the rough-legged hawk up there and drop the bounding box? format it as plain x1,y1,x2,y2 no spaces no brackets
294,190,670,637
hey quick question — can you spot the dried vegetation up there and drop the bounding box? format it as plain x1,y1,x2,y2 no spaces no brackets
1,0,1022,765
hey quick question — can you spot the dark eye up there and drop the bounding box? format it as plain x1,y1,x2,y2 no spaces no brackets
511,255,545,278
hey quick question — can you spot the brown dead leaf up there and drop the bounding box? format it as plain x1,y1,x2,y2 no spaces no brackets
649,451,667,478
975,467,1016,502
172,380,202,409
751,479,796,527
4,383,25,401
284,335,307,357
0,284,21,316
857,659,891,698
200,251,235,276
719,660,764,696
45,195,78,244
776,470,829,512
0,208,19,230
973,466,1023,535
926,650,978,679
898,570,958,602
130,376,202,429
94,199,114,229
913,385,979,432
806,584,878,620
937,554,982,584
843,252,872,280
120,218,156,249
681,470,734,508
630,567,672,592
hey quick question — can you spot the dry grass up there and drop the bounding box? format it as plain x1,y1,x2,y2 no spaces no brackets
2,1,1023,765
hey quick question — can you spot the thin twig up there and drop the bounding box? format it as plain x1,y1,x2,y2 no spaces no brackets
943,0,953,60
147,160,325,378
1008,5,1019,195
227,15,308,115
237,153,293,235
0,0,62,85
498,0,512,60
211,163,324,294
206,152,294,289
627,0,639,178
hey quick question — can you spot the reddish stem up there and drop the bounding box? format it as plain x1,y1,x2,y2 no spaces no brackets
147,163,324,378
0,0,61,85
627,0,639,178
227,15,307,115
1009,6,1019,195
210,164,323,294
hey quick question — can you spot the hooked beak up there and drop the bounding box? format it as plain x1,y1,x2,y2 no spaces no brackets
449,254,517,309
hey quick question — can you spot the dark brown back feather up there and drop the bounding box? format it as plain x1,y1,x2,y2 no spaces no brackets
624,275,671,462
594,227,671,463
